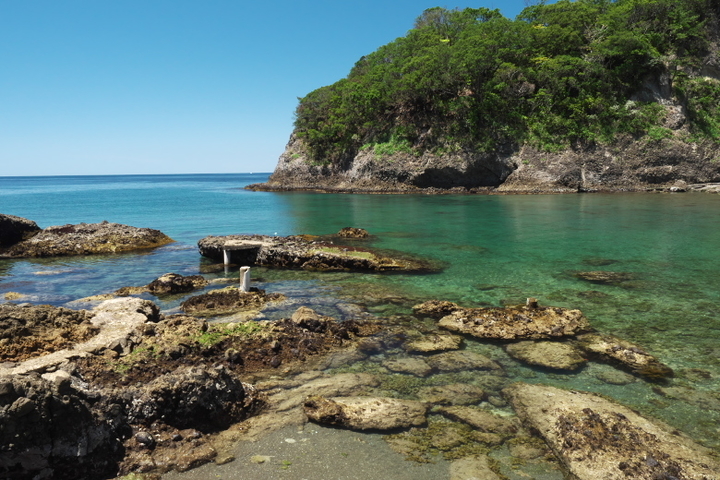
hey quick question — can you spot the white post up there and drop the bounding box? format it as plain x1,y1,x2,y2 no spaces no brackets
223,248,231,265
239,266,251,292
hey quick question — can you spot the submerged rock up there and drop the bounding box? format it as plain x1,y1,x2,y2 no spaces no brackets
503,383,720,480
576,333,673,380
0,221,173,258
426,350,503,373
404,333,463,353
382,357,433,377
337,227,370,238
180,287,285,317
438,304,591,340
198,234,436,272
449,455,502,480
303,395,428,430
412,300,461,319
416,383,486,405
574,271,637,286
0,213,40,247
438,406,519,435
504,341,587,371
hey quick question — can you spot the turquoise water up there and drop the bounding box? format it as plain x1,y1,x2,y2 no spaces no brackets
2,174,720,451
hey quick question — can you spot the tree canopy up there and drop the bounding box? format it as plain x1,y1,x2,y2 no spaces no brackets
293,0,720,164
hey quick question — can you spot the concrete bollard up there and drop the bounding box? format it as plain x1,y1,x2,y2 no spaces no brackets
239,266,251,293
526,297,538,309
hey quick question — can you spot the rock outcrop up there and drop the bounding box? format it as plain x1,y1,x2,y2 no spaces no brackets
435,304,592,340
180,287,285,317
577,333,673,380
0,221,173,258
503,383,720,480
303,395,428,430
0,214,40,247
504,340,588,371
198,234,436,272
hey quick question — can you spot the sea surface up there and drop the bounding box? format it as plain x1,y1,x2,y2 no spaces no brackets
2,173,720,475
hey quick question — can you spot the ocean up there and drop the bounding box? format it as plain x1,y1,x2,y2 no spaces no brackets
2,173,720,475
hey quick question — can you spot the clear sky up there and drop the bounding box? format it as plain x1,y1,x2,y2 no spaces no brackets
1,1,533,176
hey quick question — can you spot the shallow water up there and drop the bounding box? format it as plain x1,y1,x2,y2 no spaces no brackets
2,174,720,475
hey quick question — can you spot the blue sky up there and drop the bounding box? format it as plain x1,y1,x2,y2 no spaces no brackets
1,1,532,176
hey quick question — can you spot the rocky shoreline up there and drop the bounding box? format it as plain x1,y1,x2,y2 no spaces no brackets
247,135,720,195
1,218,719,479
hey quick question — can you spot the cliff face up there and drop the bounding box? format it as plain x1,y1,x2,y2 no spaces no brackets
252,131,720,194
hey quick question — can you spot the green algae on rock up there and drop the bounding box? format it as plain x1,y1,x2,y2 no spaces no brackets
576,333,673,380
180,287,285,317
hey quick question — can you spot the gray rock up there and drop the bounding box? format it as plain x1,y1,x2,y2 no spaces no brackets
503,383,720,480
504,341,587,371
303,395,428,430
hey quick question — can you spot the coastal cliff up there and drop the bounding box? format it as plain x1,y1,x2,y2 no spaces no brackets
250,1,720,194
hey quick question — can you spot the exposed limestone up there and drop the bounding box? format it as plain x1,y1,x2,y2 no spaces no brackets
412,300,461,319
180,287,285,317
197,234,436,272
438,304,591,340
503,382,720,480
504,341,587,371
0,221,173,258
404,333,463,353
0,213,40,247
303,395,428,430
576,333,673,380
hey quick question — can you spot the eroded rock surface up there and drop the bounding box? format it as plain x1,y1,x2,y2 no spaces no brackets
180,287,285,317
0,221,173,258
303,395,428,430
504,340,587,371
146,273,209,295
503,383,720,480
404,333,463,353
438,304,591,340
577,333,673,380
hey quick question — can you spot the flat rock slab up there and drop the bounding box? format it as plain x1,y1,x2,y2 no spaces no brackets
404,333,463,353
382,357,433,377
0,221,173,258
180,287,285,317
504,341,587,371
577,333,673,379
503,383,720,480
438,305,591,340
198,234,436,272
303,395,428,430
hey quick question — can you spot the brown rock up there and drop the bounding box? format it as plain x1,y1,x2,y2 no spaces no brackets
577,333,673,379
303,395,428,430
337,227,369,238
416,383,486,405
437,405,519,435
404,333,463,353
146,273,208,295
504,341,587,371
0,213,40,247
382,357,433,377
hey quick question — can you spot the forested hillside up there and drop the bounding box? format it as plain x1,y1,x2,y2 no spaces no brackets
293,0,719,166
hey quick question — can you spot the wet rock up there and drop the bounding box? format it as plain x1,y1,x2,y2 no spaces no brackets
412,300,460,319
337,227,369,238
198,234,436,272
382,357,433,377
0,213,40,248
303,395,428,430
574,271,637,285
576,333,673,380
450,455,502,480
438,304,591,340
504,341,587,371
416,383,486,405
596,369,636,385
180,287,285,317
0,221,173,258
146,273,209,295
437,406,519,435
503,382,720,480
404,333,463,353
426,351,503,373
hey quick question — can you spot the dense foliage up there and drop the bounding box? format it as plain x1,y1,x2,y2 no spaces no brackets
293,0,720,164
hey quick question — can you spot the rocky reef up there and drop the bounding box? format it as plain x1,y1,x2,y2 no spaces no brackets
197,233,436,272
0,217,174,258
0,214,41,248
